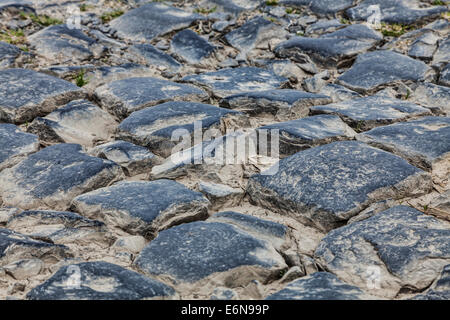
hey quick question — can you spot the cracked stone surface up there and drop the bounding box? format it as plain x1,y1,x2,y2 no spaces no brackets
134,212,288,285
0,123,39,171
220,89,331,120
94,77,208,120
257,115,356,156
0,143,123,210
26,99,118,147
70,180,210,239
109,3,204,42
346,0,448,25
315,206,450,298
275,24,382,67
310,95,431,131
0,68,85,124
337,51,432,93
26,261,175,300
266,272,377,300
182,67,289,98
117,101,244,158
0,0,449,301
248,141,432,231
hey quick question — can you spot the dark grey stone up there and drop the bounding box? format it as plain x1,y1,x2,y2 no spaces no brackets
337,50,432,93
319,83,362,102
26,261,175,300
0,68,85,124
198,181,243,210
408,31,440,61
357,116,450,171
0,41,22,68
432,36,450,69
0,228,69,266
126,44,181,72
346,0,448,25
413,265,450,300
315,206,450,298
28,24,99,64
305,19,345,36
274,24,382,67
257,115,356,156
6,210,106,245
94,77,208,119
117,101,242,157
220,89,331,119
202,0,262,14
0,143,123,210
279,0,355,15
70,180,210,239
266,272,376,300
440,63,450,87
171,29,216,64
109,2,204,42
224,16,286,53
0,0,34,13
310,95,431,131
134,217,287,283
410,82,450,116
89,140,162,177
0,123,39,171
27,99,118,147
182,67,288,98
247,141,432,231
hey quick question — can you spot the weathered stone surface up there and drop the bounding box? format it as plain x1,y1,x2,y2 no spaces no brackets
0,41,22,68
0,207,20,225
305,19,344,36
315,206,450,298
3,258,43,280
94,77,208,120
182,67,288,98
225,17,286,54
410,82,450,116
432,37,450,69
311,95,431,131
319,83,362,102
357,117,450,173
112,235,146,254
0,228,69,266
202,0,261,14
89,140,161,176
117,101,243,158
280,0,354,15
0,68,85,124
171,29,216,64
428,190,450,221
6,210,106,245
257,115,356,156
408,31,440,61
266,272,376,300
346,0,448,25
0,124,39,171
26,261,175,300
27,99,118,147
0,143,123,210
220,89,331,120
28,24,100,63
109,3,204,42
440,63,450,87
247,141,432,231
413,265,450,300
71,180,209,239
198,181,243,210
126,44,181,72
135,214,287,284
337,51,432,93
274,24,382,67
